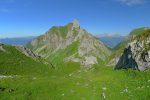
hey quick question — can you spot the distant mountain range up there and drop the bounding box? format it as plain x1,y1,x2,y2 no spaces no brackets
95,33,126,48
0,36,36,46
0,34,125,48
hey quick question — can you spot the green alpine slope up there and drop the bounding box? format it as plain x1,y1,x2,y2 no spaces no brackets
0,44,52,76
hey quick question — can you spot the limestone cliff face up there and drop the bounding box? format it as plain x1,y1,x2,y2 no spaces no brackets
115,29,150,71
27,19,111,68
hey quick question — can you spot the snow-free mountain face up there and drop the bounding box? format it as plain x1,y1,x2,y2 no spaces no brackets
95,34,125,48
27,19,111,68
0,34,125,48
107,27,150,71
115,28,150,71
109,28,149,66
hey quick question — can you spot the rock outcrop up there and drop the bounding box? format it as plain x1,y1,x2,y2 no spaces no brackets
0,44,6,52
16,46,41,59
115,29,150,71
27,19,111,68
73,19,80,28
0,43,41,60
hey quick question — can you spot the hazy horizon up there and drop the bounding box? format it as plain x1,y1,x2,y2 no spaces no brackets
0,32,128,39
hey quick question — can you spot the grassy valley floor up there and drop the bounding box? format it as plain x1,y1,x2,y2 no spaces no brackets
0,65,150,100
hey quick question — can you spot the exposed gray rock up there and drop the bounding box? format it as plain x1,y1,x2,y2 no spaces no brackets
16,46,41,59
64,27,111,67
73,19,80,28
115,34,150,71
81,56,98,66
0,44,5,52
115,46,139,70
0,75,17,79
27,19,111,68
108,54,122,66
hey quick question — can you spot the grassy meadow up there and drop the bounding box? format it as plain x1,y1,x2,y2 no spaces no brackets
0,45,150,100
0,65,150,100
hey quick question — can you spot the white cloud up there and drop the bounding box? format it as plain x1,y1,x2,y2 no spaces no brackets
117,0,146,5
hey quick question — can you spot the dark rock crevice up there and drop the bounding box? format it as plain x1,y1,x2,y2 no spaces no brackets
115,46,139,70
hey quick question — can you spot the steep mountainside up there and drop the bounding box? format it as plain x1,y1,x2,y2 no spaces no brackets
115,28,150,71
27,20,111,68
0,43,52,75
109,27,149,66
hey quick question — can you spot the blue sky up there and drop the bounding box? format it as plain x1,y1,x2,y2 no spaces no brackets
0,0,150,38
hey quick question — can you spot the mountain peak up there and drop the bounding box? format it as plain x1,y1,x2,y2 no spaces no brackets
27,20,111,68
73,19,80,28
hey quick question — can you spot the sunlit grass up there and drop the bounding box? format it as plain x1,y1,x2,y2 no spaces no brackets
0,45,150,100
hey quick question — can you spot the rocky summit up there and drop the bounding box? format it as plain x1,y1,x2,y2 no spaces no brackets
27,19,111,68
115,28,150,71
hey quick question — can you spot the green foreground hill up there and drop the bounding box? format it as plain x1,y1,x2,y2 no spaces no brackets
0,53,150,100
0,27,150,100
0,44,52,76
